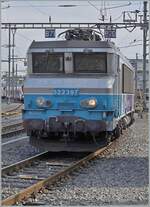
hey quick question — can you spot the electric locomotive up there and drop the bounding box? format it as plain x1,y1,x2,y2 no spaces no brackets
23,29,135,151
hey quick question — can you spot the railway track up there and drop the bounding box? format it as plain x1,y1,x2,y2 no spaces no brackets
2,104,22,118
2,142,114,206
2,103,22,114
2,121,24,138
2,136,29,147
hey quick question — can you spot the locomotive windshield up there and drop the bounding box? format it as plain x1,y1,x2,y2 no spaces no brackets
74,53,107,73
32,53,64,73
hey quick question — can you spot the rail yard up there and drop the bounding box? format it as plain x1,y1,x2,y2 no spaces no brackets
2,104,148,205
1,1,149,206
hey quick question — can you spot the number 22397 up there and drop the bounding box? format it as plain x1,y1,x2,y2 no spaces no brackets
53,89,79,96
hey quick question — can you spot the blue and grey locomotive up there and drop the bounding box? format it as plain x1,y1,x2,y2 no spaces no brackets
23,30,135,151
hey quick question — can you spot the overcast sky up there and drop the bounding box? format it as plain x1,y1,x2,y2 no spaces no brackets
1,0,147,74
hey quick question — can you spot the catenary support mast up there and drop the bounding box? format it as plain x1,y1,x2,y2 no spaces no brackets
143,1,148,110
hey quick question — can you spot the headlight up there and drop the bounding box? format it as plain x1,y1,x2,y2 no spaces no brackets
80,98,97,108
88,99,97,107
36,97,45,107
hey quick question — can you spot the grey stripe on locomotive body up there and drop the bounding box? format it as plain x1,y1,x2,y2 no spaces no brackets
24,76,114,94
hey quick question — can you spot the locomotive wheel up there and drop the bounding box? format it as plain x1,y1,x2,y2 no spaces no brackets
105,132,112,144
128,113,135,126
107,135,112,144
113,126,121,139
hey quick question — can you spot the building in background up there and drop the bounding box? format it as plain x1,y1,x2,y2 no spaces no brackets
129,58,149,109
1,71,25,101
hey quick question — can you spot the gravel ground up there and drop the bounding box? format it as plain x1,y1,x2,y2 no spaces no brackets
2,157,77,200
2,132,27,144
1,109,43,167
33,113,148,206
2,115,22,126
2,137,43,167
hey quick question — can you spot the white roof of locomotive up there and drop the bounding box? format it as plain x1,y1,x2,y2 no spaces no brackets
29,40,117,49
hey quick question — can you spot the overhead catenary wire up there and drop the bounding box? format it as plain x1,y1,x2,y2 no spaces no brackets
87,1,132,11
107,1,112,22
1,2,133,8
138,2,142,11
113,13,123,22
87,1,132,22
1,1,146,66
87,0,99,11
26,1,50,17
16,32,32,42
118,39,145,48
119,43,142,48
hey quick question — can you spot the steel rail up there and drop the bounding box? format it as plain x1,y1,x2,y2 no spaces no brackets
2,151,48,176
2,110,22,117
2,142,113,206
2,136,28,146
2,127,25,138
2,121,23,130
2,121,24,138
2,104,22,115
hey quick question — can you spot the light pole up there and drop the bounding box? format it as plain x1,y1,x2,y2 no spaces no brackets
15,63,18,100
12,29,16,100
142,1,148,110
8,24,11,104
135,53,138,92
